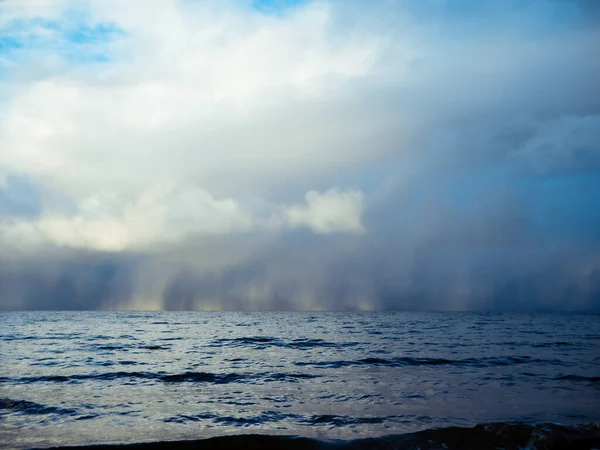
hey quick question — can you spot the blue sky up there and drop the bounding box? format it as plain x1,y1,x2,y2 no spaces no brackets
0,15,123,71
251,0,308,14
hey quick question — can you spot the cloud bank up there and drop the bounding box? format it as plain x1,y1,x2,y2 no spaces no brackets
0,0,599,310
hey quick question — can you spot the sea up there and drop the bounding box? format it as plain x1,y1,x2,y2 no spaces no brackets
1,311,599,449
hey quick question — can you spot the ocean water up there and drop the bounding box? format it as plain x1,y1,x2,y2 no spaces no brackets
1,311,599,449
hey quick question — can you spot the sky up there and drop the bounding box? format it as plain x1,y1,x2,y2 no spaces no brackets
0,0,599,311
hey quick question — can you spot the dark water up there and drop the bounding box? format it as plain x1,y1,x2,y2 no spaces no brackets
1,312,599,449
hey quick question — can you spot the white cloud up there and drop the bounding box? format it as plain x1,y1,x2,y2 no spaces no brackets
0,184,255,251
0,0,599,254
0,184,364,251
281,189,364,234
0,1,391,199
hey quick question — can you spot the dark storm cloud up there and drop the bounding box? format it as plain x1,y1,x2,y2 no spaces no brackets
154,162,600,312
0,250,137,310
2,204,599,311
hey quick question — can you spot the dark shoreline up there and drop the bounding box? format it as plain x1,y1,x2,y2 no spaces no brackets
31,423,600,450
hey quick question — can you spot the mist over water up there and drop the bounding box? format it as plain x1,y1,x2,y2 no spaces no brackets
1,311,599,448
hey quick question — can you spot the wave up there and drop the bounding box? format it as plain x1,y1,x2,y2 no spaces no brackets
0,398,77,416
306,414,403,426
1,333,84,342
212,336,358,350
1,335,39,341
554,375,600,383
214,336,279,346
88,343,172,351
0,371,320,385
163,412,421,427
27,422,600,449
164,411,298,425
533,341,574,348
293,355,566,369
